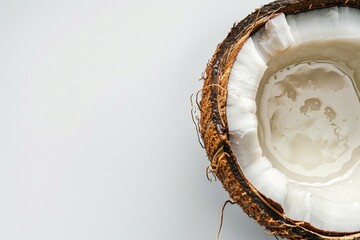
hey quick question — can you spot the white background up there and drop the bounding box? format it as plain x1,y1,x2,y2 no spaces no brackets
0,0,280,239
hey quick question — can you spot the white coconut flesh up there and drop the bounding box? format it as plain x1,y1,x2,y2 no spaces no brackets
227,7,360,232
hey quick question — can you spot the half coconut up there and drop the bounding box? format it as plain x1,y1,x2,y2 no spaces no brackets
200,0,360,239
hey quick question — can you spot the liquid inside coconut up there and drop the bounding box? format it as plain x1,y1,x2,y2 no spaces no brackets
257,39,360,185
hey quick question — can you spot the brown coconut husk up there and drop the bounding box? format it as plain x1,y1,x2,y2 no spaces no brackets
199,0,360,239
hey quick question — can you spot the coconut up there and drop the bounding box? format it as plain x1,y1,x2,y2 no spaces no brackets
199,0,360,239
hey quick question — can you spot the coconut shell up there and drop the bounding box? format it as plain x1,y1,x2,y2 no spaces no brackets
199,0,360,239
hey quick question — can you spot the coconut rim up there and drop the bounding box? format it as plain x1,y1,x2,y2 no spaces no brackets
199,0,360,239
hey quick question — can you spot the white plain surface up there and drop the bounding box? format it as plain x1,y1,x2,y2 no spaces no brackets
0,0,280,239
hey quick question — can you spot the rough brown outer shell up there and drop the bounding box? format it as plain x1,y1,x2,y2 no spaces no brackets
199,0,360,239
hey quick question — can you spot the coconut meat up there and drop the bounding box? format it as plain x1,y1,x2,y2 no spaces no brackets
227,7,360,232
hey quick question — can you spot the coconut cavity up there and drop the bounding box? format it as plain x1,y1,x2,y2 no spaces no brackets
259,53,360,184
227,7,360,232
